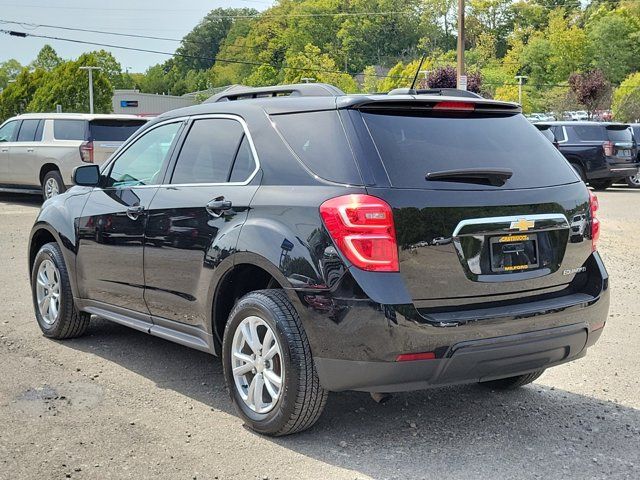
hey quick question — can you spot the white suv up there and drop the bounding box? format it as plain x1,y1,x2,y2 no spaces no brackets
0,113,147,199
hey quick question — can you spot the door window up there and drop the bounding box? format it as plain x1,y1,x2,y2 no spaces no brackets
0,120,18,142
229,135,257,182
171,118,245,184
16,119,41,142
106,122,182,188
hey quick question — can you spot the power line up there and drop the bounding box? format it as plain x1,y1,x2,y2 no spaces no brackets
0,28,404,79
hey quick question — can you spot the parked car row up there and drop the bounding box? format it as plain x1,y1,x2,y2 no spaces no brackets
535,121,640,190
0,113,148,199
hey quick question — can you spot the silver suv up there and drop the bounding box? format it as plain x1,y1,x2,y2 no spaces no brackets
0,113,147,199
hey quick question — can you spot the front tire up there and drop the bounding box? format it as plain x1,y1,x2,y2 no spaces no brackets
479,370,545,390
42,170,66,200
31,242,90,339
222,289,327,436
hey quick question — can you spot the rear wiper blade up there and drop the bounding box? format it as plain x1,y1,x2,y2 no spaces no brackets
426,168,513,187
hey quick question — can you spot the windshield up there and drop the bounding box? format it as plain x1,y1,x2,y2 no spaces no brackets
361,112,577,189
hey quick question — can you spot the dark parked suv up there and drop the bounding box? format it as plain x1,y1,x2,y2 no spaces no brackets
29,84,609,436
536,121,639,190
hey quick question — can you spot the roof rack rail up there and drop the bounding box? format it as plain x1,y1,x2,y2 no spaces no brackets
387,87,482,99
204,83,345,103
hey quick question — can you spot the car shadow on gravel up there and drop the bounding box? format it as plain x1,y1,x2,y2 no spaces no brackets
65,317,640,480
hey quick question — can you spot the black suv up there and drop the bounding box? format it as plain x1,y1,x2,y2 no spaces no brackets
29,84,609,436
537,121,639,190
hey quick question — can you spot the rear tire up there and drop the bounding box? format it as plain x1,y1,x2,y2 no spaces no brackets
626,173,640,189
42,170,66,200
479,370,545,390
589,179,613,191
31,242,90,339
222,289,327,436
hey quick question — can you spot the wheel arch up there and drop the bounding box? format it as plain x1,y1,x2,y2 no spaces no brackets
39,162,61,185
210,252,297,350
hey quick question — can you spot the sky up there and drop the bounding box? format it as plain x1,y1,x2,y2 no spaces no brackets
0,0,272,72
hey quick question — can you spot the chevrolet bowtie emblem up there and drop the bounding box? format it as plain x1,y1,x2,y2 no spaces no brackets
510,218,535,232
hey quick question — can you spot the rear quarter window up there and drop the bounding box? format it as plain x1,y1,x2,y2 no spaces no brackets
571,125,606,141
89,120,147,142
54,120,87,140
271,111,362,185
361,112,577,190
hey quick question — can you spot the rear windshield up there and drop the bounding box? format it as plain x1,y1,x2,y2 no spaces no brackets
362,112,577,189
605,125,633,143
89,120,147,142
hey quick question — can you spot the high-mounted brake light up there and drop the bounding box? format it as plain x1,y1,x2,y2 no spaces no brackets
589,190,600,252
80,141,94,163
602,141,614,157
433,101,475,112
320,194,399,272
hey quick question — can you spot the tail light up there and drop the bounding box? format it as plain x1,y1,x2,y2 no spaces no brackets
602,141,614,157
319,194,399,272
589,190,600,252
80,141,94,163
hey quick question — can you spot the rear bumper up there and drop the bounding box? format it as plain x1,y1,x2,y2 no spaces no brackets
297,252,609,392
590,162,639,180
315,323,603,392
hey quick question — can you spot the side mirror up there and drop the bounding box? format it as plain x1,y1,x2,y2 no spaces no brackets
73,164,101,187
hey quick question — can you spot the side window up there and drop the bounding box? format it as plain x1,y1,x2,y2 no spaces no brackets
34,120,44,141
16,119,40,142
551,126,566,142
573,125,605,141
106,122,182,188
0,120,18,142
229,136,257,182
54,120,86,140
171,118,244,184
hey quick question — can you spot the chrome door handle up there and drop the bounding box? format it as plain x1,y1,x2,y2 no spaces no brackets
206,197,232,217
26,148,35,152
0,148,8,153
126,205,145,220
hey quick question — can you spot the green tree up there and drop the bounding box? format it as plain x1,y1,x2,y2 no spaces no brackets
587,11,640,84
175,7,258,73
31,45,62,71
0,59,23,90
283,44,358,92
0,68,48,121
29,54,113,113
612,72,640,122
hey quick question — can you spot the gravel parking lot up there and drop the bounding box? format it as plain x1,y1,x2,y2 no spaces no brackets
0,189,639,480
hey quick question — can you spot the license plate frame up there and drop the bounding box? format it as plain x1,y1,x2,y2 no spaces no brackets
489,233,540,273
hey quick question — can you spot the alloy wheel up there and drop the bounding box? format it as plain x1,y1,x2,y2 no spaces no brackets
231,315,284,414
44,177,60,199
629,174,640,186
35,259,61,325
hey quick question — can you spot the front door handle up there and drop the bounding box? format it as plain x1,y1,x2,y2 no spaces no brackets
126,205,145,220
206,197,233,217
0,148,8,153
26,148,35,152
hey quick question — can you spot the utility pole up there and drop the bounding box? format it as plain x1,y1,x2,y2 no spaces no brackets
79,66,102,114
515,75,528,105
457,0,465,89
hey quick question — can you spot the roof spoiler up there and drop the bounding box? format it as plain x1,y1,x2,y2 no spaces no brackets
387,87,483,99
205,83,344,103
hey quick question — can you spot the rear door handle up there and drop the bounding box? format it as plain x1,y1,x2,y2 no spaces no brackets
26,148,35,152
126,205,145,220
0,148,8,153
206,198,232,217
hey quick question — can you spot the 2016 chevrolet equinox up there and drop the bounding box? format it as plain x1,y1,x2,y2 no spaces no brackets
28,84,609,436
